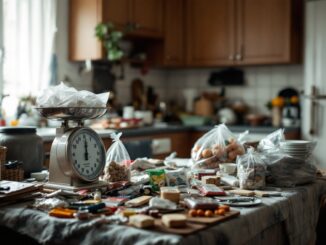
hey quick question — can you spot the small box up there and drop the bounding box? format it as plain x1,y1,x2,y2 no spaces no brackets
125,195,152,207
201,176,220,186
199,184,226,196
160,187,180,204
129,214,154,228
162,214,186,228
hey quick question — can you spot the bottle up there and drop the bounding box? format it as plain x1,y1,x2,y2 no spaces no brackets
272,107,282,127
94,189,102,201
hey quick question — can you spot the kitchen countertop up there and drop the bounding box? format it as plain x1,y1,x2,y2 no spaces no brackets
37,124,300,142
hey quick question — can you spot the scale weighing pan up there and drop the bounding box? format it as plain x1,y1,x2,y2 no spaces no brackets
35,107,108,120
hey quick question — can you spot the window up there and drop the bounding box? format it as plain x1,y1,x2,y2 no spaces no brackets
1,0,57,97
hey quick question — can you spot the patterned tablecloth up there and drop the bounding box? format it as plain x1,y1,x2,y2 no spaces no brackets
1,179,326,245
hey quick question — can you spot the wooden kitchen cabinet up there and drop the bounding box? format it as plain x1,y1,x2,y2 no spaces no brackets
149,0,185,67
186,0,235,66
103,0,129,30
185,0,302,67
69,0,103,61
69,0,163,61
104,0,163,38
131,0,163,38
235,0,302,65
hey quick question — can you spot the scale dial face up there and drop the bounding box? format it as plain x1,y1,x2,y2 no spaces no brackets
68,128,105,182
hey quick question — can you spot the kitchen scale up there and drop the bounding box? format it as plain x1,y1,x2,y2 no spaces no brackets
36,107,108,191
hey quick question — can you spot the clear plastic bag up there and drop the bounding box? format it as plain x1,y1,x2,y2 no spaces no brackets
165,168,188,186
264,154,317,187
191,124,245,169
101,132,131,182
258,129,317,187
36,82,109,107
237,147,266,190
257,128,285,154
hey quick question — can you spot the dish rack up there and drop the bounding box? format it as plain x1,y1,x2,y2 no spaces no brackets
0,146,24,181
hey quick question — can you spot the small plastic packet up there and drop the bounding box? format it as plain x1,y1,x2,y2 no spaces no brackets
198,184,226,196
165,168,188,186
184,197,220,210
146,169,166,191
101,132,131,183
237,147,266,190
32,197,68,212
149,197,177,210
191,124,245,169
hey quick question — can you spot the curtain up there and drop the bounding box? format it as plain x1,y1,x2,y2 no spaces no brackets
3,0,57,97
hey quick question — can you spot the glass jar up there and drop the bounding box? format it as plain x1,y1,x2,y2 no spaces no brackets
0,127,44,177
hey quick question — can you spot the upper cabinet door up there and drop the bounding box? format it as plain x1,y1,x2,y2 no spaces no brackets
103,0,130,29
131,0,163,38
236,0,302,65
163,0,184,66
69,0,103,61
186,0,236,66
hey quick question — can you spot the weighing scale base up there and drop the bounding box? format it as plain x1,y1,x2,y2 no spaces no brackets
44,181,108,192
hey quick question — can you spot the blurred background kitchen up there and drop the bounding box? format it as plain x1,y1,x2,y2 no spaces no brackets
0,0,302,128
0,0,325,167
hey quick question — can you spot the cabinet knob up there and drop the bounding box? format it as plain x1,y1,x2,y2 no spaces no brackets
235,53,242,61
228,54,235,61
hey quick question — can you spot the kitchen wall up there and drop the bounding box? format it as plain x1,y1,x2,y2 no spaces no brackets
55,0,303,116
165,65,303,115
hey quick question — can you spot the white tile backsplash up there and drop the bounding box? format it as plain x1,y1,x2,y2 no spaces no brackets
61,59,302,115
165,65,303,115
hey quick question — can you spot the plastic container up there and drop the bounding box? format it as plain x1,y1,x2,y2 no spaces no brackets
179,114,210,126
0,127,44,177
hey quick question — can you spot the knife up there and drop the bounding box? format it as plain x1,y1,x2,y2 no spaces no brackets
215,197,256,203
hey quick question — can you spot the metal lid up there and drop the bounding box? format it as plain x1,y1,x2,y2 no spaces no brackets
0,126,36,134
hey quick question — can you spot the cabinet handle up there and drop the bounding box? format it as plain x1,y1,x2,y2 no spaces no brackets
236,44,244,61
302,85,326,135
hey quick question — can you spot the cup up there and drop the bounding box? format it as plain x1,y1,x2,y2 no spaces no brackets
123,106,134,119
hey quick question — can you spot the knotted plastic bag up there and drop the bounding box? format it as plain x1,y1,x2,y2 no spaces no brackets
191,124,245,169
257,129,317,187
36,82,109,107
101,132,131,182
237,147,266,190
257,128,285,154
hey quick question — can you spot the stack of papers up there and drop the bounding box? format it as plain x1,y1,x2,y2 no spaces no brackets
0,180,43,204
